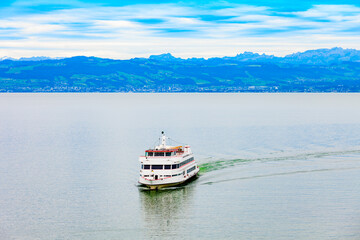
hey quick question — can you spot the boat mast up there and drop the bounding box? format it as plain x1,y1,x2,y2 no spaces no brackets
160,131,167,148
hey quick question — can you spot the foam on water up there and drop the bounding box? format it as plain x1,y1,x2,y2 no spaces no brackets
198,148,360,174
201,166,360,185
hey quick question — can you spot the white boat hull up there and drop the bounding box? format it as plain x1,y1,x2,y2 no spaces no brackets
139,168,199,189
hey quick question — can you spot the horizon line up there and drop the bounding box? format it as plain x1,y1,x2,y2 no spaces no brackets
1,46,358,61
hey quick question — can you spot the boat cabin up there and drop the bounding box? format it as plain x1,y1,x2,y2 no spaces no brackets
145,148,183,157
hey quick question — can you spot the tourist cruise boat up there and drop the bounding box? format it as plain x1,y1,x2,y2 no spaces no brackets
138,132,199,189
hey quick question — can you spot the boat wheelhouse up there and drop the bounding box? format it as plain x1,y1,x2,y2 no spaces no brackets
138,132,199,189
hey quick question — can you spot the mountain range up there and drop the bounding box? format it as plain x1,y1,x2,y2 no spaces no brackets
1,47,360,92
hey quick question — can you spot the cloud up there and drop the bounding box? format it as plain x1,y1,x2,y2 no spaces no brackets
0,2,360,58
294,4,360,19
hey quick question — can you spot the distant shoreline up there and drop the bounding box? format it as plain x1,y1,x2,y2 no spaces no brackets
1,47,360,93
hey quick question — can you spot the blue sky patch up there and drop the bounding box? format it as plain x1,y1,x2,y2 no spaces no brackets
133,18,166,24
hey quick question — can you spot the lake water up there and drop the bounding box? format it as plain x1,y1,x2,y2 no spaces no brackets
0,93,360,240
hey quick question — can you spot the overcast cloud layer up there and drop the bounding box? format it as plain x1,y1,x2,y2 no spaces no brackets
1,0,360,59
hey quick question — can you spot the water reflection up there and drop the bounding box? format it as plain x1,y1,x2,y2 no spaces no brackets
139,183,196,239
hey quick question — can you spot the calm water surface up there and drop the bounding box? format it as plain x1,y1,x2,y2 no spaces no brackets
0,93,360,239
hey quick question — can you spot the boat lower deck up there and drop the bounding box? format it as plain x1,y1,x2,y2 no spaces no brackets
140,172,199,190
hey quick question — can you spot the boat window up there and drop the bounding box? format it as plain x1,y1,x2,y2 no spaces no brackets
164,175,171,177
165,152,172,156
152,165,163,170
164,165,171,169
187,166,196,173
144,175,149,177
176,164,179,168
147,152,153,156
154,152,164,156
179,157,194,167
141,165,143,169
144,165,150,169
172,164,177,169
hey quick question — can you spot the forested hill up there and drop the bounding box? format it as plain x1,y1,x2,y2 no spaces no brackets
1,47,360,92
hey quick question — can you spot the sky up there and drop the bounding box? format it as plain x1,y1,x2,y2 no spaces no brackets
0,0,360,59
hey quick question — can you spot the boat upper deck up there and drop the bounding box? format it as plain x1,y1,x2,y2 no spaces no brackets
139,132,192,162
145,146,186,156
